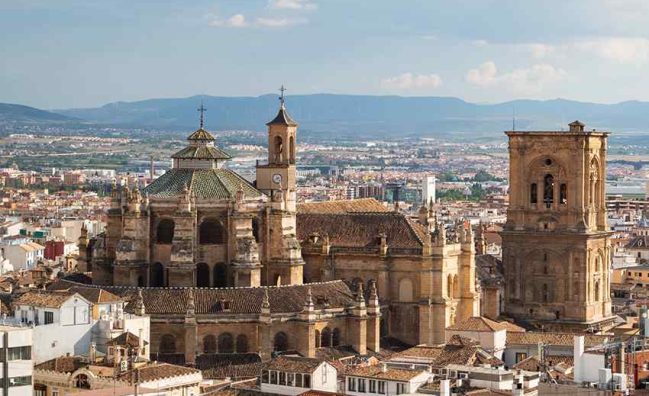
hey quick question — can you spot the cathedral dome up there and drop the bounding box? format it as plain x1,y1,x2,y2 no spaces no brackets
143,168,262,200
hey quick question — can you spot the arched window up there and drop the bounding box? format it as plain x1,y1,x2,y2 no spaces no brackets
151,262,164,287
218,333,234,353
560,183,567,204
321,328,331,347
236,334,249,353
74,374,91,389
314,330,321,348
214,263,227,288
530,183,537,204
289,136,295,164
398,278,413,302
543,174,554,208
252,217,260,243
200,219,225,244
274,136,284,163
274,332,289,352
196,263,210,287
156,219,175,244
159,334,176,354
332,328,341,347
203,335,217,354
542,284,549,303
447,274,453,299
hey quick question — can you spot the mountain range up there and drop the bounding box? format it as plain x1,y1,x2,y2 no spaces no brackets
3,95,649,138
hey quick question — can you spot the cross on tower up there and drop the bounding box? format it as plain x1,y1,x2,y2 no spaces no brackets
197,101,207,129
279,85,286,107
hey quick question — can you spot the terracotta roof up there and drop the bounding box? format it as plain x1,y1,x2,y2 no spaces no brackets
266,106,298,127
35,356,85,373
297,212,429,250
391,335,503,368
107,331,148,348
171,145,231,160
13,290,78,309
506,332,610,347
187,128,215,141
447,316,509,332
68,286,122,304
626,235,649,249
143,169,262,200
264,356,325,373
198,353,262,380
298,199,390,214
118,363,200,383
512,354,574,371
51,280,356,315
345,365,426,381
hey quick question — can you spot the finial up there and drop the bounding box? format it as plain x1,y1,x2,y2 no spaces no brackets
262,288,270,310
186,289,195,316
279,85,286,108
304,287,314,310
135,288,145,316
197,101,207,129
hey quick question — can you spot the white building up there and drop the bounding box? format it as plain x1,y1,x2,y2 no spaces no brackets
422,175,436,205
0,325,33,396
2,242,44,270
261,356,338,395
445,316,516,359
345,364,431,396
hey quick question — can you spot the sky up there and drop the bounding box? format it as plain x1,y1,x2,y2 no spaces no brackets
3,0,649,108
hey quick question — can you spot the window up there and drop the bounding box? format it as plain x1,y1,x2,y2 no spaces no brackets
279,372,286,386
159,334,176,354
304,374,311,388
262,370,269,383
236,334,249,353
370,380,376,393
560,183,567,204
349,377,357,392
273,332,289,352
7,346,31,360
358,378,366,393
321,327,331,347
9,376,31,387
515,352,527,363
44,311,54,325
530,183,537,204
218,333,234,353
296,373,303,387
332,328,341,347
156,219,175,244
543,174,554,208
203,335,217,354
199,219,225,244
287,373,295,387
396,383,406,395
378,382,386,395
270,371,278,384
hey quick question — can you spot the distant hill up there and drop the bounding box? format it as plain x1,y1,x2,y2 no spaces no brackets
0,103,74,123
54,94,649,138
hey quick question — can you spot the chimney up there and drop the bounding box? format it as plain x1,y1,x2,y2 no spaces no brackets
89,342,96,362
440,379,450,396
381,363,387,373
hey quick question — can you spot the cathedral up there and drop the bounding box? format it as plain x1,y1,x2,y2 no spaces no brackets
78,95,480,363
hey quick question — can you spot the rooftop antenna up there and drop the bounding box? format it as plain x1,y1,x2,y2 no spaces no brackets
197,101,207,129
279,85,286,108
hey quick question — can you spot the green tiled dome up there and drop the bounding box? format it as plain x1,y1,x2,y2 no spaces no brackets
143,169,262,200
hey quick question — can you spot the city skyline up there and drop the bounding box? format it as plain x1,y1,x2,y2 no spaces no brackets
4,0,649,108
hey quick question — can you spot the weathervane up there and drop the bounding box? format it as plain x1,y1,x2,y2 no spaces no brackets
279,85,286,107
197,101,207,129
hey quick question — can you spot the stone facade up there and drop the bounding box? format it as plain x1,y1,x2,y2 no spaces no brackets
501,121,613,331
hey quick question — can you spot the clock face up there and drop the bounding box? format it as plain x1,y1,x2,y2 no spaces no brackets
272,174,282,184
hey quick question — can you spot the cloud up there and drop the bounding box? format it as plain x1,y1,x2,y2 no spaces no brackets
208,13,248,28
380,73,443,90
526,43,554,59
574,37,649,64
208,14,306,28
255,17,307,27
465,61,566,94
269,0,317,10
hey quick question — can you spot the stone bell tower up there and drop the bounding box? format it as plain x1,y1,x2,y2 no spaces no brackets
501,121,613,331
256,86,304,285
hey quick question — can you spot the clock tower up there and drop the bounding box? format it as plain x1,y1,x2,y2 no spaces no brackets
256,86,297,212
256,87,304,285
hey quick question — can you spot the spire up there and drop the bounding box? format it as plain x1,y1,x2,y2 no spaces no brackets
267,85,298,126
134,288,146,316
197,101,207,129
368,280,379,308
356,282,366,306
262,288,270,310
186,289,195,317
304,287,314,311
